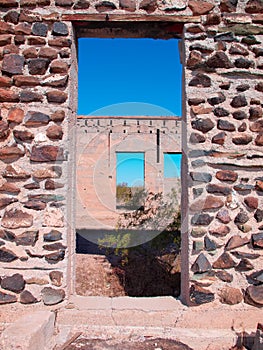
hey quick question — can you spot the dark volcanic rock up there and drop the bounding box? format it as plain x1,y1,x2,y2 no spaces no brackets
24,111,50,127
191,118,214,133
0,248,18,262
15,230,38,246
52,22,69,36
245,285,263,307
213,107,229,117
43,230,62,242
234,210,249,224
207,93,225,106
255,209,263,222
206,51,233,69
232,111,248,120
212,252,237,269
45,250,65,263
216,209,231,224
252,232,263,249
232,134,252,145
2,54,24,75
191,253,212,273
32,22,48,37
230,95,248,108
0,291,17,304
20,290,38,304
215,270,233,282
189,73,211,87
218,119,235,131
1,273,25,293
220,0,238,12
30,145,64,162
190,172,212,183
191,213,214,226
204,236,218,251
235,258,254,272
0,230,15,242
212,132,226,145
190,284,214,305
28,58,49,75
206,184,231,196
247,270,263,285
234,58,253,68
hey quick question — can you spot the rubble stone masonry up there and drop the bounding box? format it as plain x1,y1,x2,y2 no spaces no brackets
0,0,262,307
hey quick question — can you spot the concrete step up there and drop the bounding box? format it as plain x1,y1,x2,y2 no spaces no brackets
55,296,262,350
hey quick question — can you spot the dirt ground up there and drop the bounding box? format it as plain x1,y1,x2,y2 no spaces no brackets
75,248,181,297
65,337,193,350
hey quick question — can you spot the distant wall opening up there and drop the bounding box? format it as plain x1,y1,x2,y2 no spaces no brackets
116,152,145,210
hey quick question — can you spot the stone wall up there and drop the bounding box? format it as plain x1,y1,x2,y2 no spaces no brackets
0,0,262,307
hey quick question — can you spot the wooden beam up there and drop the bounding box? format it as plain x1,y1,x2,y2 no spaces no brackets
62,13,201,23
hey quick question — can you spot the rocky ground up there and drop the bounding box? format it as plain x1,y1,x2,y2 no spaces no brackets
65,337,193,350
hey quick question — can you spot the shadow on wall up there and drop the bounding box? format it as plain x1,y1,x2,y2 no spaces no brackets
76,229,181,297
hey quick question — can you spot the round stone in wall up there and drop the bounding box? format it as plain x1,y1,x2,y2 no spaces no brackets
41,287,65,305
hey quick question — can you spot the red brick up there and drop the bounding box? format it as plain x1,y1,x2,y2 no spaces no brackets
0,89,19,102
50,110,65,122
189,0,214,15
30,145,65,162
0,76,12,87
46,125,63,140
255,133,263,146
48,38,71,47
14,75,40,87
0,121,10,140
38,47,58,60
0,182,20,194
14,23,31,35
244,196,258,209
0,146,25,162
46,90,68,103
0,0,18,7
7,108,24,124
50,60,69,73
0,34,12,46
216,170,238,182
23,47,38,58
27,37,46,45
13,129,34,142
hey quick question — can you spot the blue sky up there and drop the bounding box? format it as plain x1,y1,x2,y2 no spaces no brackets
164,153,181,178
116,152,181,186
78,39,182,183
78,38,182,116
116,153,144,187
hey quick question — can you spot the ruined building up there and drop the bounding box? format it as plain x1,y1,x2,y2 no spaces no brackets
0,0,262,317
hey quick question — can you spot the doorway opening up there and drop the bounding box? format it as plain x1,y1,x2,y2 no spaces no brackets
74,22,183,298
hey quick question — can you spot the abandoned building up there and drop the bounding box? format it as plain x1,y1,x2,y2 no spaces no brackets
0,0,262,348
